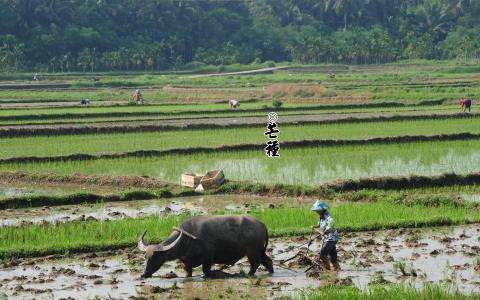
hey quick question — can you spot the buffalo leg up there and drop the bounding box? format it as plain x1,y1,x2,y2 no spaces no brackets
202,260,213,278
184,264,193,277
247,255,260,276
261,254,274,274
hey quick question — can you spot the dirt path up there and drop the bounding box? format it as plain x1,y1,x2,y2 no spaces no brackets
186,66,289,78
1,224,479,299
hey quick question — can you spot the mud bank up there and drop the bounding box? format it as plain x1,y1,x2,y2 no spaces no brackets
0,172,176,191
3,171,480,202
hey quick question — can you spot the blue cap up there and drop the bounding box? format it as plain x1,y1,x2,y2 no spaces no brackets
311,199,329,211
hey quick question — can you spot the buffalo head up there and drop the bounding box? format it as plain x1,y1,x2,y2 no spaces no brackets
138,230,183,278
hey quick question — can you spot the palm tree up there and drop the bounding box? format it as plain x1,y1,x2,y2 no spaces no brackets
78,48,98,72
412,0,456,38
325,0,366,30
455,0,472,13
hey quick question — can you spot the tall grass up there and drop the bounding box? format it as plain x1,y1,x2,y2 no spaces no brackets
0,117,478,159
1,201,479,258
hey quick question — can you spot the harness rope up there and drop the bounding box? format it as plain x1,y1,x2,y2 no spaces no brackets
173,226,199,240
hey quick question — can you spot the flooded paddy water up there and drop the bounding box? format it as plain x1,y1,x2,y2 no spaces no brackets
1,224,479,299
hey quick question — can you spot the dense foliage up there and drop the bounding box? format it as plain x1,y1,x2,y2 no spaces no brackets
1,0,479,71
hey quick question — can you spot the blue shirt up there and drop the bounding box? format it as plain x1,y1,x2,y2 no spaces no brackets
319,211,339,241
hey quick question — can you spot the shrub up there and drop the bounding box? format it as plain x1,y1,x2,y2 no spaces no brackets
265,60,275,67
272,99,283,108
157,188,173,198
122,190,155,201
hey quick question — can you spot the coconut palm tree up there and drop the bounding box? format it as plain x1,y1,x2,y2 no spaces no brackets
324,0,366,30
411,0,457,38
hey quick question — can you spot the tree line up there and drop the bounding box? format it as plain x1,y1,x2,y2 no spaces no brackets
1,0,479,72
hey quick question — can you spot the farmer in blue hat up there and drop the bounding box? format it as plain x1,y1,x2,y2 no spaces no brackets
310,199,340,271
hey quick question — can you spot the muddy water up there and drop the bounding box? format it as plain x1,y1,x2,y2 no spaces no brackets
1,224,479,299
0,195,307,226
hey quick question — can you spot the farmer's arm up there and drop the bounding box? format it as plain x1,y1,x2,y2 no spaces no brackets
323,218,336,234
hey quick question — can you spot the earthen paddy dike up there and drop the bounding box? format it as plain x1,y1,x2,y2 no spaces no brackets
0,195,307,227
1,224,479,299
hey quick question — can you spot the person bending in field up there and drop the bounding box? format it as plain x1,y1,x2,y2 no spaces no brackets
310,199,340,271
460,98,472,112
229,99,240,109
80,98,90,106
132,89,144,104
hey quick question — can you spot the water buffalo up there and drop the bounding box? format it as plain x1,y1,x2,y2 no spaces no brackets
138,215,274,278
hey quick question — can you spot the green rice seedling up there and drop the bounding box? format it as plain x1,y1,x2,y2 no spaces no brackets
2,201,480,258
2,139,479,186
369,272,390,285
394,260,408,276
297,283,475,300
0,102,459,123
1,117,478,159
474,258,480,272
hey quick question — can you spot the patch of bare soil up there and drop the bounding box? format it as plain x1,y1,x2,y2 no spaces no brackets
0,171,175,190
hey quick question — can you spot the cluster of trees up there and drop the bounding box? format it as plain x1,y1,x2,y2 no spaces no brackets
1,0,480,72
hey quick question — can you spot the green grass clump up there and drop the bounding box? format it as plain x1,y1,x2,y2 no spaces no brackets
298,284,477,300
333,190,478,209
1,201,480,258
121,190,156,201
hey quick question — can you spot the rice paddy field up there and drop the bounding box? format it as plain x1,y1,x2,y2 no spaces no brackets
1,139,479,185
1,62,480,299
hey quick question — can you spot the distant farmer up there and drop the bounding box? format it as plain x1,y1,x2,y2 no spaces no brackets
80,98,90,106
132,89,144,104
33,73,38,81
310,199,340,271
460,97,472,112
229,99,240,109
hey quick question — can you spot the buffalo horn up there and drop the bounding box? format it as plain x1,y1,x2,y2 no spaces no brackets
159,231,183,252
138,230,148,252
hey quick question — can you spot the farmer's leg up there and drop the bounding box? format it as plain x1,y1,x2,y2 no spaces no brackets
320,241,335,270
329,241,338,263
329,241,341,271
